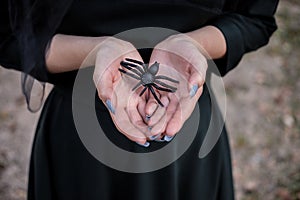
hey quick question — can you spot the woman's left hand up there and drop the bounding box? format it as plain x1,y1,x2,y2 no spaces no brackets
144,34,208,141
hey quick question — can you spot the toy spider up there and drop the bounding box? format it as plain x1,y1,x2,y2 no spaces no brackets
118,58,179,107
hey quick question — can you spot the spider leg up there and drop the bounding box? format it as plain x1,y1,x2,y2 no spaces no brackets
154,80,177,91
144,63,149,72
118,69,140,80
124,58,148,72
139,86,147,96
121,61,144,74
149,85,164,107
120,62,142,76
125,58,144,65
155,75,180,83
151,83,175,93
132,81,143,91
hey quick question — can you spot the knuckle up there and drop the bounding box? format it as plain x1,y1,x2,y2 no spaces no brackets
198,75,205,85
97,89,106,99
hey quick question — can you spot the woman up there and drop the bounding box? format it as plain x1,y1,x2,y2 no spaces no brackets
0,0,278,199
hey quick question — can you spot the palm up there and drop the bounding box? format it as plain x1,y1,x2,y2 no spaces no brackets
144,35,207,137
93,37,153,145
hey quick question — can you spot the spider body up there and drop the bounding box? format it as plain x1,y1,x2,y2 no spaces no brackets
141,62,158,85
119,58,179,107
141,73,154,85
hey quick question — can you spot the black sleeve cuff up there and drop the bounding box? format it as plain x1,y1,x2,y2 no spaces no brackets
0,34,50,82
210,15,246,76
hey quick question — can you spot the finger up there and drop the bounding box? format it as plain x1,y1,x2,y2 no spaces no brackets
147,96,169,127
136,87,150,123
111,106,148,146
145,96,170,140
150,93,178,136
96,70,115,106
127,96,150,136
93,47,122,102
112,60,151,146
188,66,205,98
137,100,161,141
165,86,203,136
186,51,207,95
96,66,122,115
145,101,158,117
144,91,160,119
137,98,147,122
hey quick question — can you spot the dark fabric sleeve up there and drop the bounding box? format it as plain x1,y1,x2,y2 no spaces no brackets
0,0,73,82
209,0,279,76
0,1,22,71
1,0,73,112
0,0,49,81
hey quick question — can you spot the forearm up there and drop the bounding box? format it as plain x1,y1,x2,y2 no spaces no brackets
185,25,227,60
46,27,226,74
46,34,108,73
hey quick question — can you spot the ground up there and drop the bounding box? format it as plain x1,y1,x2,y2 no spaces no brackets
0,0,299,199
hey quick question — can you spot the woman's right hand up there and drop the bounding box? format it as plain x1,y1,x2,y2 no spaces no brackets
93,37,152,147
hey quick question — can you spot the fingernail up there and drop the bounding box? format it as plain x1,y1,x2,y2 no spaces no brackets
189,84,199,98
148,126,153,131
136,141,150,147
145,115,151,122
164,135,174,142
149,134,160,141
105,99,115,114
155,138,165,142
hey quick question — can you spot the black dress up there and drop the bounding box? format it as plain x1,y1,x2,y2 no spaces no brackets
0,0,278,199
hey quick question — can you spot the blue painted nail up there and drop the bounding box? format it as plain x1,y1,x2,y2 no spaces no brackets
154,138,165,142
105,99,115,114
148,126,153,131
136,141,150,147
189,85,199,98
164,135,174,142
145,115,151,122
149,134,160,141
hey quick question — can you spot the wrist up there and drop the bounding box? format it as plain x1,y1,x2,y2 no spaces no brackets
185,25,227,59
46,34,108,73
162,33,210,60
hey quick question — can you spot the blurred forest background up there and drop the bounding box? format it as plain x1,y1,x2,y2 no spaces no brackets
0,0,299,199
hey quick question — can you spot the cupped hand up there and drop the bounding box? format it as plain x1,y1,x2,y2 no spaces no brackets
93,37,151,146
145,34,208,141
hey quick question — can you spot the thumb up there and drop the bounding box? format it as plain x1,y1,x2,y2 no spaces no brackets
188,66,205,98
95,70,114,101
95,69,116,114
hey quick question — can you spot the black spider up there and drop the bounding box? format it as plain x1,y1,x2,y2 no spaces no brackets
118,58,179,107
